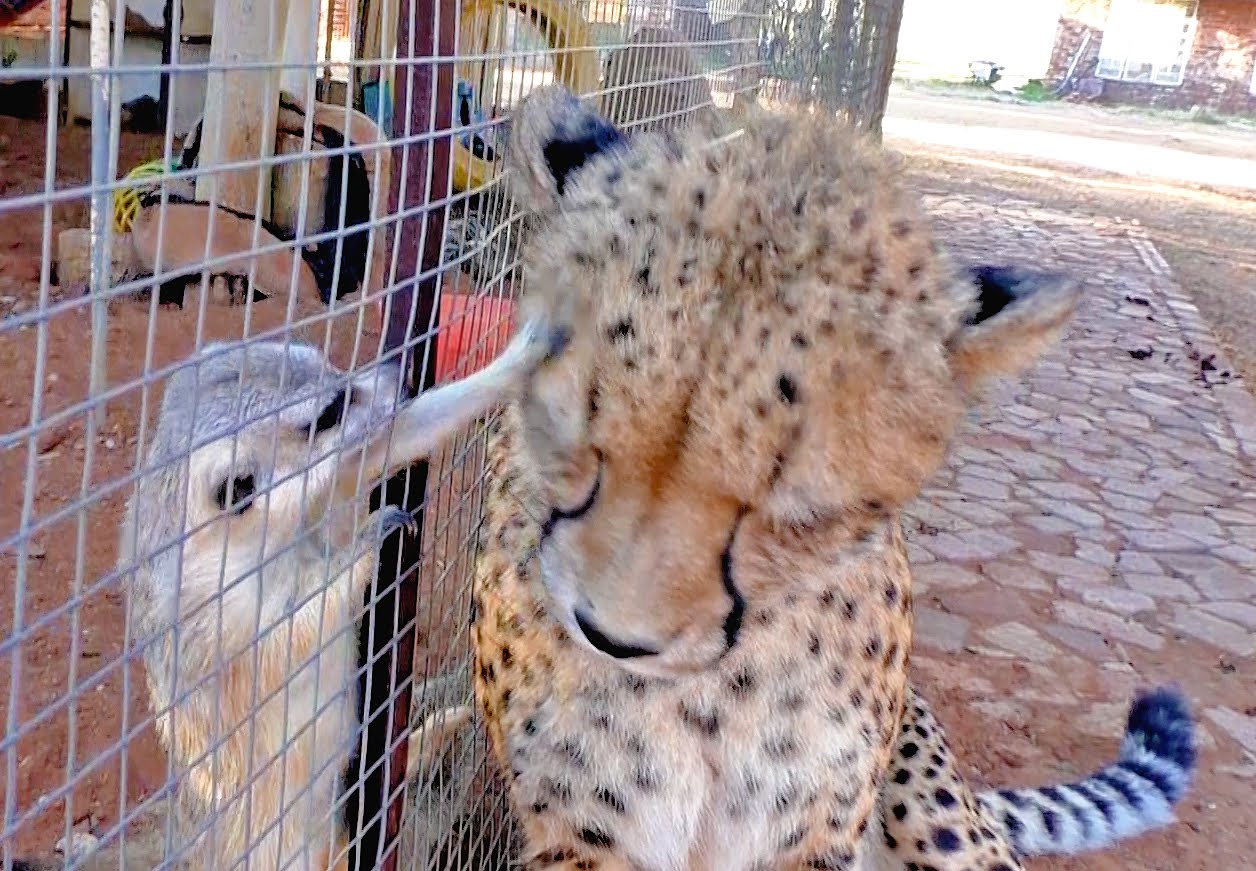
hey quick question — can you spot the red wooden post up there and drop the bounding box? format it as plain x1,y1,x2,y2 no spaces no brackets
349,0,456,866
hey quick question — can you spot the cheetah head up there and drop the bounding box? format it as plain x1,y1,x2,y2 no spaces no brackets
509,86,1080,678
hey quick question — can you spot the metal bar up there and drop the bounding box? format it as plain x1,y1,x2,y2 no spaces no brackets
86,0,111,427
59,0,73,122
158,0,173,124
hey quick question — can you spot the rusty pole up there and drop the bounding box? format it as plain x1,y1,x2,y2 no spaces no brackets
347,0,456,865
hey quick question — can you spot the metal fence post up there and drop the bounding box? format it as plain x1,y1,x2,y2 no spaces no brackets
87,0,111,427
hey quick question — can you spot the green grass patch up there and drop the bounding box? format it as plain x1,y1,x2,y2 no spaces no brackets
1015,80,1056,103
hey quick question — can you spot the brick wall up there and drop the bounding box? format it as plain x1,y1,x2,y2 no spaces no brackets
1049,0,1256,114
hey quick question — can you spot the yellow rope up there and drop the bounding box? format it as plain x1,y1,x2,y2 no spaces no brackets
112,158,177,234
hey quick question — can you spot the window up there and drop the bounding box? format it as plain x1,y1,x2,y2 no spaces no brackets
1096,0,1198,86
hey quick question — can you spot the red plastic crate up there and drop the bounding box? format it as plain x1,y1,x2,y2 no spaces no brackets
434,292,516,383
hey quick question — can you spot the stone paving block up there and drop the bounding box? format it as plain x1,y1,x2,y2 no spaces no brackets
940,498,1015,527
1027,552,1112,585
1103,477,1166,500
908,501,966,534
1205,707,1256,754
956,475,1012,501
905,542,934,565
913,562,982,590
1165,512,1226,539
1074,541,1116,568
1021,513,1085,535
1058,580,1157,615
1053,600,1165,650
1032,481,1098,502
911,198,1256,863
1229,526,1256,551
1044,623,1115,661
925,529,1020,562
1013,686,1079,706
1115,550,1160,573
1121,571,1201,601
1072,702,1132,739
970,700,1030,728
1099,490,1157,513
981,559,1050,592
1168,607,1256,657
1198,601,1256,631
1030,497,1106,529
914,607,971,653
1210,507,1256,526
936,589,1040,623
1172,484,1231,507
1010,527,1077,557
1106,509,1161,531
980,622,1060,663
1216,759,1256,780
1074,527,1119,547
911,656,996,696
1157,553,1252,600
1216,544,1256,568
962,463,1019,484
1125,528,1224,552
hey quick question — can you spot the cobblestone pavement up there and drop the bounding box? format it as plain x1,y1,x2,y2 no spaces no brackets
905,190,1256,868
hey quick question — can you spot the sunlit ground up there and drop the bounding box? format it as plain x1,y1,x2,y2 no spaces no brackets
886,88,1256,399
884,91,1256,193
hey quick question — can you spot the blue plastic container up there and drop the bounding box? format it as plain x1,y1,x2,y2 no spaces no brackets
361,80,394,136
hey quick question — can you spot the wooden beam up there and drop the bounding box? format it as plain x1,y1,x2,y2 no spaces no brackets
280,0,320,104
193,0,285,214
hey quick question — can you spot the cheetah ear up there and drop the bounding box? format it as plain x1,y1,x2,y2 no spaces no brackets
507,85,626,212
948,266,1081,394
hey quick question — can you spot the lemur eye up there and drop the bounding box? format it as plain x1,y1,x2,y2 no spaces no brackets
215,474,256,515
308,388,352,436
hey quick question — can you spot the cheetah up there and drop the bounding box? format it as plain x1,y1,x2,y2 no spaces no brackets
468,86,1197,871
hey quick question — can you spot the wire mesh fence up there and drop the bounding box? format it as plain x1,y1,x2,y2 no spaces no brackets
0,0,901,867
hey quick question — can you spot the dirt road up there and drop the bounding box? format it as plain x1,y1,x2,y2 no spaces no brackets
886,88,1256,192
885,88,1256,399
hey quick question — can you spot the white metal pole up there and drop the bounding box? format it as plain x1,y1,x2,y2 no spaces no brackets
87,0,112,427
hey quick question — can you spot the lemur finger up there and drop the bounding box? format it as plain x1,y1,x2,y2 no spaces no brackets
370,506,416,539
406,705,475,782
378,315,558,473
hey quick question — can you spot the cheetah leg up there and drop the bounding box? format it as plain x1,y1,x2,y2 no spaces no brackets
872,685,1024,871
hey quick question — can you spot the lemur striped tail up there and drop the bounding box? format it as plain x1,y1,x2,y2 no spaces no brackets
977,687,1196,857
